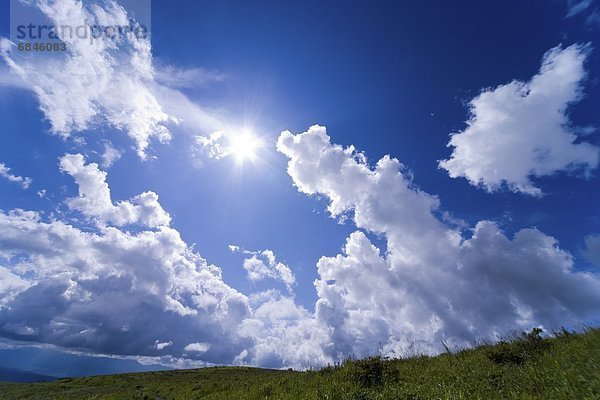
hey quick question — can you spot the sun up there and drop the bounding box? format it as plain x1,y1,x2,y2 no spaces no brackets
227,131,262,163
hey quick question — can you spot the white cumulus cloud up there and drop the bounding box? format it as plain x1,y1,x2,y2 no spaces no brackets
0,154,325,369
0,156,252,366
439,44,599,196
230,246,296,293
59,154,171,228
2,126,599,370
154,340,172,351
278,125,600,359
183,342,211,353
237,290,332,368
0,207,251,365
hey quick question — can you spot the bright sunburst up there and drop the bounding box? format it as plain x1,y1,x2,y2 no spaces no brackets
227,131,263,163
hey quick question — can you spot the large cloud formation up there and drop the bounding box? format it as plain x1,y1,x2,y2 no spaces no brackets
439,44,599,196
0,154,251,367
1,132,600,369
278,125,600,359
0,154,329,369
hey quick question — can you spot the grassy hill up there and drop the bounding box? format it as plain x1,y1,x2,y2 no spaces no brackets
0,327,597,400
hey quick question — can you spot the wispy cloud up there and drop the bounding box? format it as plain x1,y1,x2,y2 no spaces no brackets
194,131,229,160
584,234,600,265
567,0,594,17
100,142,123,169
154,65,226,89
0,163,32,189
566,0,600,27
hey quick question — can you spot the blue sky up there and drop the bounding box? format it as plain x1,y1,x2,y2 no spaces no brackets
0,0,599,376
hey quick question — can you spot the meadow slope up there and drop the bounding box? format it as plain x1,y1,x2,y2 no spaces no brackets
0,328,598,400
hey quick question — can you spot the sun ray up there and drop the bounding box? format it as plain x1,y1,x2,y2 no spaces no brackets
227,130,263,163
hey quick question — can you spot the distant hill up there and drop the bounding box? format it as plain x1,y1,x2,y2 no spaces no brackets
0,328,597,399
0,367,56,383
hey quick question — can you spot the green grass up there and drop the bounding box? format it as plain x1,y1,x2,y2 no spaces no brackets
1,327,598,400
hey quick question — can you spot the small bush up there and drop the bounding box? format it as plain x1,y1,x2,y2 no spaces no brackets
319,362,343,375
350,356,384,388
486,327,551,365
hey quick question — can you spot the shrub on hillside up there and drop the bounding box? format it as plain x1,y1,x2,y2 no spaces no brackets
486,327,552,365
